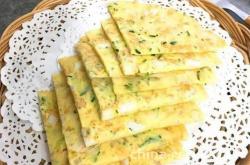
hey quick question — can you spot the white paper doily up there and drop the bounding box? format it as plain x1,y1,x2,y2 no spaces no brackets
0,100,50,165
0,0,249,164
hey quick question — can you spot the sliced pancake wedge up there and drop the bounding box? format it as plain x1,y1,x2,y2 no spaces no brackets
92,77,206,120
38,91,69,165
102,18,221,75
108,1,226,55
112,67,214,94
58,56,203,146
67,126,187,165
136,52,220,75
53,73,86,153
58,56,98,129
76,42,108,78
86,29,123,77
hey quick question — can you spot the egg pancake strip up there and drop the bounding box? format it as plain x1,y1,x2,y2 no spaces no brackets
92,77,206,120
59,56,203,146
53,73,86,164
102,18,221,75
76,42,108,78
38,91,69,165
112,67,214,94
108,1,226,55
86,29,123,77
58,56,97,128
67,126,187,165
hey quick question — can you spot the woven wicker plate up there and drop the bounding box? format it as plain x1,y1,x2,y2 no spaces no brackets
0,0,249,164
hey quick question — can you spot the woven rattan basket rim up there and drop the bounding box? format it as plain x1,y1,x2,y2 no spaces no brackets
0,0,249,164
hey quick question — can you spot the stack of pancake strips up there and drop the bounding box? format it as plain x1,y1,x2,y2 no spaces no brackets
38,1,226,165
